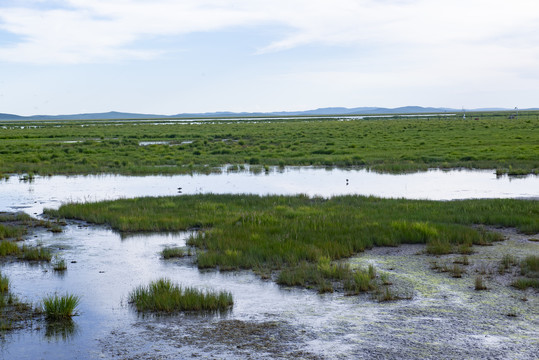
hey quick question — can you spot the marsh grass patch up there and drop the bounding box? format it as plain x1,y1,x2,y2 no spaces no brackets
42,293,80,320
161,247,190,259
128,278,233,313
46,194,539,293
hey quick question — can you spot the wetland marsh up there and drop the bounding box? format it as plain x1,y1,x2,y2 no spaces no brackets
0,114,538,359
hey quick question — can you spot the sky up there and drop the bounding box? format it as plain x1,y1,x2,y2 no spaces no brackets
0,0,538,116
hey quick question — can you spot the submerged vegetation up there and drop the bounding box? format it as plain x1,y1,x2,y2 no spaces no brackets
128,278,233,312
0,272,40,331
0,240,52,262
45,194,538,292
1,111,538,176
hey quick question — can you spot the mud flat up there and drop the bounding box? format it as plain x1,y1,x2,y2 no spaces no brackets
347,228,538,359
94,229,539,359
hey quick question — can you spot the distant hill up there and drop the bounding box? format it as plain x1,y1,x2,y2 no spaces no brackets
0,106,530,121
0,113,24,120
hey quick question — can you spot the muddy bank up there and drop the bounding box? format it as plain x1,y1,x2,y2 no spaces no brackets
1,218,537,359
100,317,321,360
98,228,538,360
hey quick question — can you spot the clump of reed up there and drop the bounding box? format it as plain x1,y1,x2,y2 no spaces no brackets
520,255,539,277
0,273,9,293
19,245,52,261
128,278,233,313
475,276,487,290
375,287,396,302
42,294,80,320
0,241,52,262
498,254,518,274
161,247,189,259
453,256,469,265
276,257,377,294
0,224,26,241
52,257,67,271
511,278,539,290
450,264,464,278
379,273,392,285
511,255,539,290
0,241,20,256
343,270,376,295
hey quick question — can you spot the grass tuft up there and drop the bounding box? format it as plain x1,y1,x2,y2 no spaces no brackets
0,241,20,256
520,255,539,278
162,247,188,259
19,245,52,261
42,293,80,320
52,257,67,271
0,273,9,293
511,278,539,290
475,276,487,290
128,278,233,313
450,264,464,278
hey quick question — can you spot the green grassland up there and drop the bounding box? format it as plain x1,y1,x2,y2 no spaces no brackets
1,111,538,176
45,194,539,291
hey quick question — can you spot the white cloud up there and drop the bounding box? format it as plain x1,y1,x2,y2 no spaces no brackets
0,0,538,64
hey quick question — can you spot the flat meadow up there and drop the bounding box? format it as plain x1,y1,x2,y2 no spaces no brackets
1,111,537,177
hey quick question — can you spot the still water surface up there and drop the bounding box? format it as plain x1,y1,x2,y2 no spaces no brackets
1,167,537,215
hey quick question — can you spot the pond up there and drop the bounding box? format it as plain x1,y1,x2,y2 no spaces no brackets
0,167,538,359
1,167,537,215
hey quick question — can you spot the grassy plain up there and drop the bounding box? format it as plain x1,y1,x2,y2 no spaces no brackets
1,111,538,175
45,194,539,291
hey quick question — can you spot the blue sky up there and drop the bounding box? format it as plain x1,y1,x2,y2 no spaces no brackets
1,0,538,115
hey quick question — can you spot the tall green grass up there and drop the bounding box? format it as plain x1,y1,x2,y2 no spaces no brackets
520,255,539,277
19,245,52,261
42,294,80,320
45,194,538,290
0,224,26,241
0,241,52,261
0,273,9,293
512,255,539,290
128,278,233,312
162,247,188,259
0,241,20,256
1,112,538,175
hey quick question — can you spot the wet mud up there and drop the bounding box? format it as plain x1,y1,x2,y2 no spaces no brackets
96,228,537,360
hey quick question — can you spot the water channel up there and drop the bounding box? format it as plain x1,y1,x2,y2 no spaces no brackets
0,168,537,359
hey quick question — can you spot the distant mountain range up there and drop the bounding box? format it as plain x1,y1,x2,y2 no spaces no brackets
0,106,534,121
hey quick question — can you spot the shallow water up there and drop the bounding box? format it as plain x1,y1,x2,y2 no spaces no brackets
0,168,538,359
2,226,537,359
1,167,537,215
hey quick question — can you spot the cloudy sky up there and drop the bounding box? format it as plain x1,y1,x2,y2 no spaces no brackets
1,0,538,115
